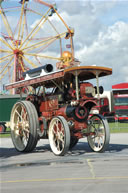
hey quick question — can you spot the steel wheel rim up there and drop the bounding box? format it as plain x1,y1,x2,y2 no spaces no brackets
11,103,30,150
49,117,66,155
88,116,106,152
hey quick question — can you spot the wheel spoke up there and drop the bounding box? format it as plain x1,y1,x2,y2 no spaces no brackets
97,137,101,148
22,54,37,68
0,48,12,53
19,7,51,49
0,7,15,47
1,1,74,84
0,60,13,81
56,140,61,151
87,115,110,152
22,31,66,52
35,38,57,55
10,101,38,152
0,56,13,74
17,0,26,43
49,116,70,156
0,53,13,62
0,37,14,50
23,15,48,49
24,52,62,61
15,109,22,120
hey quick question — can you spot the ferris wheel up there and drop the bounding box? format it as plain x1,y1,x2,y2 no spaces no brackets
0,0,75,93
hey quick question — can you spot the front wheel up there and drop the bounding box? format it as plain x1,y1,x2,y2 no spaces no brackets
49,116,70,156
10,101,39,152
87,114,110,152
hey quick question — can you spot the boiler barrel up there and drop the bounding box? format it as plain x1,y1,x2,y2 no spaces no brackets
23,64,53,78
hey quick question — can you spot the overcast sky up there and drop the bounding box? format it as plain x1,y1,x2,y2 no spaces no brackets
56,0,128,90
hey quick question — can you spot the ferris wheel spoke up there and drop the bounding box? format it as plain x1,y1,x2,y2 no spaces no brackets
0,56,13,75
22,37,57,52
22,31,66,52
0,59,13,81
0,53,14,62
22,54,37,68
19,7,51,49
34,0,53,8
47,18,63,54
0,37,13,50
23,16,48,49
24,52,62,61
17,0,27,44
0,68,9,81
0,6,21,13
24,7,28,36
36,38,57,54
0,57,11,63
53,8,71,33
12,7,28,42
20,12,26,45
13,14,22,38
22,37,58,53
36,0,71,33
0,7,15,48
0,49,12,53
27,8,43,17
47,17,59,35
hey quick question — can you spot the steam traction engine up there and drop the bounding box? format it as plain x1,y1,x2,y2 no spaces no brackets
6,65,112,156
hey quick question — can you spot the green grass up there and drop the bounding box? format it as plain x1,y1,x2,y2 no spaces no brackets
109,122,128,133
0,133,10,138
0,122,128,138
0,127,10,138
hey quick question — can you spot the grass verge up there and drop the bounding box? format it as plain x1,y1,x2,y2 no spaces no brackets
0,122,128,138
109,122,128,133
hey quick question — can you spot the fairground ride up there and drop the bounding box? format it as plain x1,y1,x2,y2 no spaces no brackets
0,0,75,94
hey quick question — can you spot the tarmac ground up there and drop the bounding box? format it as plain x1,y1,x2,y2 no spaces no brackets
0,133,128,193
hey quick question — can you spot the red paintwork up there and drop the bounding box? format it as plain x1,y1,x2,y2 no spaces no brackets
5,70,64,90
41,111,53,119
0,125,3,133
6,65,112,139
80,82,94,98
55,106,67,118
40,97,58,112
114,94,128,98
112,83,128,121
74,121,87,130
112,83,128,90
13,49,20,54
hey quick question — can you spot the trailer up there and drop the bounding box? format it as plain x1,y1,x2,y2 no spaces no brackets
0,94,26,133
112,83,128,122
91,83,128,122
5,65,112,155
90,91,115,121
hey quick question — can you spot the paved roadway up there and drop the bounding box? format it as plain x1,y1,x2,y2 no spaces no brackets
0,133,128,193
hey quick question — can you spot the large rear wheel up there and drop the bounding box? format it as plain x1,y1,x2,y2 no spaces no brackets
49,116,70,156
10,101,39,152
87,114,110,152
